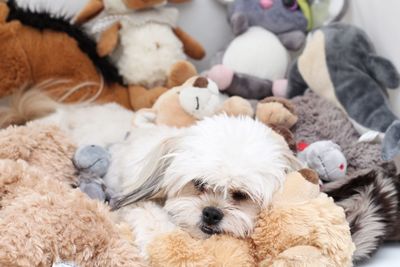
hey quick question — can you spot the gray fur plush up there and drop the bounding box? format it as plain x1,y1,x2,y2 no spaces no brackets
228,0,308,47
292,90,400,263
207,0,310,100
73,145,113,202
287,23,400,160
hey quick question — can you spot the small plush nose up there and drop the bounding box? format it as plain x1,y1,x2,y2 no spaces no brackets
260,0,274,9
202,207,224,225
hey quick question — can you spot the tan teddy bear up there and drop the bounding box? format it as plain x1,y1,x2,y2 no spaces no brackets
134,76,298,129
0,122,146,267
145,169,355,267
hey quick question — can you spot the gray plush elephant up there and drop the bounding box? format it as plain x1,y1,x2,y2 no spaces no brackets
286,23,400,161
206,0,312,100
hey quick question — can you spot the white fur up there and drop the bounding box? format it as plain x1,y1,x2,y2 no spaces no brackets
15,0,90,21
35,103,135,147
115,22,185,87
223,26,290,80
37,105,299,258
85,7,185,88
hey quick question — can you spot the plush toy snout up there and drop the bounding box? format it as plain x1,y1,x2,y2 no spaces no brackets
260,0,274,9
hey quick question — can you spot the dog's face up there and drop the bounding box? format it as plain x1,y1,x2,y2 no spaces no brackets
160,116,300,238
163,180,261,238
114,115,300,238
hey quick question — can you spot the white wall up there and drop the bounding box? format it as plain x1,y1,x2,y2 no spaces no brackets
343,0,400,115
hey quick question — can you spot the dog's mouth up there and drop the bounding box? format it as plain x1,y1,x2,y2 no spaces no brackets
200,225,220,235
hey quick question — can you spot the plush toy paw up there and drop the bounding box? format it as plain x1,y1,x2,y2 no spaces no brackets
124,0,166,10
219,96,254,117
272,79,289,98
73,145,111,177
207,64,234,91
256,97,298,129
382,120,400,161
167,60,197,88
133,109,158,127
262,246,335,267
78,178,108,201
128,85,169,111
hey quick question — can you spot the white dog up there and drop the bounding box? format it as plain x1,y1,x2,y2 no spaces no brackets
34,102,300,257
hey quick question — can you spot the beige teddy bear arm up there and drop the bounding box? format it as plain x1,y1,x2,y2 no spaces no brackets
74,0,104,25
173,27,206,60
97,22,121,57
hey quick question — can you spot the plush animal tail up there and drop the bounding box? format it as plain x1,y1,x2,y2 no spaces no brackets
323,167,399,263
0,80,103,128
0,87,61,128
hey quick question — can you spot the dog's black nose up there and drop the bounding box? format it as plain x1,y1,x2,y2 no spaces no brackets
202,207,224,225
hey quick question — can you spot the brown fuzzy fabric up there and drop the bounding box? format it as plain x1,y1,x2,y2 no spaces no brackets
0,123,145,267
0,2,131,109
292,90,400,263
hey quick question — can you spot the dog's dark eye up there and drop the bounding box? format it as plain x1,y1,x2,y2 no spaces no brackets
232,191,249,201
282,0,298,10
193,179,206,192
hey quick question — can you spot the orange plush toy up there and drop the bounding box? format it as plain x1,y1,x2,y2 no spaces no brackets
0,1,134,109
85,0,205,110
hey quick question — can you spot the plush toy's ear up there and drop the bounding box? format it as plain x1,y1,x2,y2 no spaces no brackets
0,2,9,24
365,54,400,89
173,27,205,60
123,0,166,10
168,0,191,3
269,124,297,152
298,168,320,185
97,22,121,57
230,12,249,36
74,0,104,25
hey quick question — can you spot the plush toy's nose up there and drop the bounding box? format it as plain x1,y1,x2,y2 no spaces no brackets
260,0,274,9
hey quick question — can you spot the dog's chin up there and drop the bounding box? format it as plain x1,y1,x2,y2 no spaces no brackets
184,224,221,239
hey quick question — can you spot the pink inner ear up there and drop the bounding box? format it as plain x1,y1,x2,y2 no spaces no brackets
260,0,274,9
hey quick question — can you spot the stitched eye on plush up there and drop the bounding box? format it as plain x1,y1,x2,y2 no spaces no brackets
282,0,299,11
232,190,249,201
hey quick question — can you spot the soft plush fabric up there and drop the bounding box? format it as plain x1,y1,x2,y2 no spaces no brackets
0,122,145,267
292,90,400,263
287,23,400,160
0,2,131,109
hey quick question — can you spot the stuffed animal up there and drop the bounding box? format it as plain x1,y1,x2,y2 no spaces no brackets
297,140,347,182
134,76,298,129
292,90,400,262
0,122,145,266
73,144,115,202
12,0,104,24
84,0,205,110
285,23,400,161
0,1,133,109
146,169,355,266
206,0,313,100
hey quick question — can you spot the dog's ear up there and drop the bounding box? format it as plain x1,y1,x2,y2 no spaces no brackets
111,136,181,210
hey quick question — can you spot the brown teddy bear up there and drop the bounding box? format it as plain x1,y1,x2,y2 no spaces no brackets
146,169,355,267
0,2,133,109
0,122,146,267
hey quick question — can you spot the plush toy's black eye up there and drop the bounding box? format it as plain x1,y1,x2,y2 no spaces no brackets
193,179,206,192
282,0,298,10
232,191,249,201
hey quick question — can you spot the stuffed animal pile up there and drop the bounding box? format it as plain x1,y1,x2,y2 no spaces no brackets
1,0,399,266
